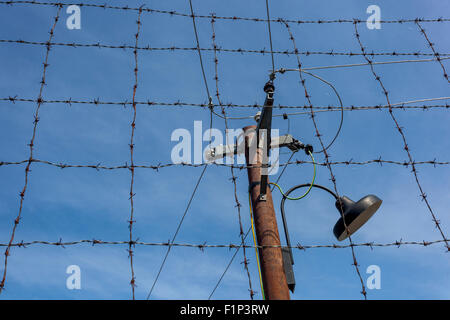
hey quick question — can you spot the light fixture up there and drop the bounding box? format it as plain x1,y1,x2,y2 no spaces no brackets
278,183,382,292
333,195,382,241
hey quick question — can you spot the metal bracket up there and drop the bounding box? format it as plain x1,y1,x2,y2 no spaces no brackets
256,81,275,202
204,134,306,162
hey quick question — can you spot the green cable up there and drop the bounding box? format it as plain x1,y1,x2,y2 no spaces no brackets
270,151,316,200
248,150,315,300
248,193,265,300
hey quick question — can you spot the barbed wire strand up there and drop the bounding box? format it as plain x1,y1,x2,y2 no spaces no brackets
353,22,449,251
1,1,449,25
211,15,255,299
3,38,450,58
2,238,447,250
126,6,143,300
415,21,449,83
282,19,368,299
2,94,448,113
0,4,62,294
1,158,449,172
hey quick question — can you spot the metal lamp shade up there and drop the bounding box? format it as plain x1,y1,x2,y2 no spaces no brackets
333,195,382,241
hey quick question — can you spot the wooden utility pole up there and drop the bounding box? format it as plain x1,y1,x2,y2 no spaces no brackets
244,125,290,300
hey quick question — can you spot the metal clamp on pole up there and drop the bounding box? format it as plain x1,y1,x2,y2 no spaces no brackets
204,134,313,162
257,78,275,201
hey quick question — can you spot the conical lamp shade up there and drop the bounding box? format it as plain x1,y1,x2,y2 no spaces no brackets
333,195,382,241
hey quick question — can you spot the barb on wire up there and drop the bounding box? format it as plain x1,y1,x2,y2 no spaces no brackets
1,239,447,250
1,158,449,171
415,21,449,82
3,39,450,58
1,1,449,25
126,7,143,300
0,95,450,115
211,15,255,300
353,22,449,251
1,95,449,111
0,4,62,294
282,19,368,299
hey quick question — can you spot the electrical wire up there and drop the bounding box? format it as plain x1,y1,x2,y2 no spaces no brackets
147,165,207,299
300,71,344,154
146,0,213,299
274,56,450,73
269,151,316,200
248,193,265,300
250,150,315,298
278,182,339,264
269,150,316,265
208,227,252,300
265,0,275,73
247,150,302,300
210,70,344,153
188,0,212,101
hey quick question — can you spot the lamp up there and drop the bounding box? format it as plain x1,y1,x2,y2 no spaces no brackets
278,184,382,292
333,195,382,241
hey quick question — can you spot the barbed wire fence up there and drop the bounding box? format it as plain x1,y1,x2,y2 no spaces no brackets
0,0,448,300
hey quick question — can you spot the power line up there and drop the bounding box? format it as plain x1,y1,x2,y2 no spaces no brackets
146,165,208,299
265,0,275,73
146,0,215,300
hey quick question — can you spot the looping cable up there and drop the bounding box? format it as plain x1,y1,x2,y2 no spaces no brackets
270,150,316,200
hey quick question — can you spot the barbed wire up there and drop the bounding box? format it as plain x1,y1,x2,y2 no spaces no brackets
282,19,368,299
353,22,449,252
126,7,143,300
2,95,448,112
1,1,449,25
0,4,62,294
2,238,446,250
3,39,450,58
1,158,449,171
415,21,449,83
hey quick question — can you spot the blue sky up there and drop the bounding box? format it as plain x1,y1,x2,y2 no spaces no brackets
0,0,449,300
